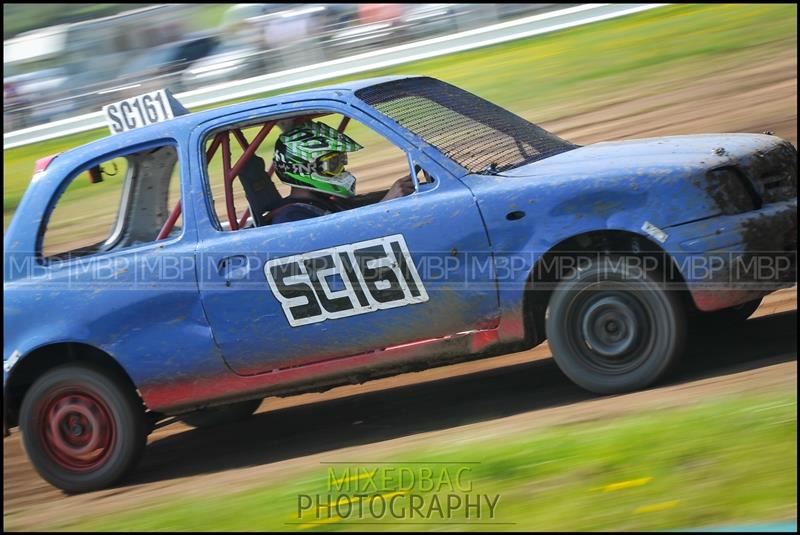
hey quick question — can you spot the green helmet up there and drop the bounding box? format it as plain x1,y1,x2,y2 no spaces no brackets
273,121,363,198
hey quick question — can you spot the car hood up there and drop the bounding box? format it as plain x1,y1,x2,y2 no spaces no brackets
466,132,795,233
499,134,783,179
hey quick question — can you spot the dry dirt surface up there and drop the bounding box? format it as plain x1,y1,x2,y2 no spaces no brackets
543,49,797,147
4,51,798,530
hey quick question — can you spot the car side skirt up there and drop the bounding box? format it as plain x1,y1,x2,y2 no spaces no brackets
140,326,526,414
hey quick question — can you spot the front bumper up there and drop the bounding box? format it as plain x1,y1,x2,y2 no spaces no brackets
670,199,797,312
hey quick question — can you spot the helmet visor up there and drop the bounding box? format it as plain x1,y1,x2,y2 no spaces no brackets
315,152,348,177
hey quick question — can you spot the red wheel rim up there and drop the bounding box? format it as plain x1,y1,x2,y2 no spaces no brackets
38,389,116,472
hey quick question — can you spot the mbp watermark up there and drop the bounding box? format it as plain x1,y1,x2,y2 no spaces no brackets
5,248,795,293
292,462,506,526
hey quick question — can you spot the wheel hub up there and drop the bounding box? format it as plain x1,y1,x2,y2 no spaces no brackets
581,295,641,358
39,391,115,472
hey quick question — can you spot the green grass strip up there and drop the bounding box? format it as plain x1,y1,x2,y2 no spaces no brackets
25,391,796,532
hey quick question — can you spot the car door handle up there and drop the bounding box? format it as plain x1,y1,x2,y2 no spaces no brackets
217,255,250,281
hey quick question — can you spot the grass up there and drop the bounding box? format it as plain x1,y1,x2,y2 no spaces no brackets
27,391,796,531
3,3,797,229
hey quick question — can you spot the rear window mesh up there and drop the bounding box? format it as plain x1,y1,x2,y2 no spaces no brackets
356,77,578,173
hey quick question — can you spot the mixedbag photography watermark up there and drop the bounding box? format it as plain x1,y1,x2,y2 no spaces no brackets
293,463,503,525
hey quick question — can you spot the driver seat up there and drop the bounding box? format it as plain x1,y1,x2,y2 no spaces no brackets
237,155,283,227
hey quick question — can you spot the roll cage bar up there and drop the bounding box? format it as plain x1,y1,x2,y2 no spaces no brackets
156,113,351,240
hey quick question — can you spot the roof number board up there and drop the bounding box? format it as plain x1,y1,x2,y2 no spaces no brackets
103,89,177,134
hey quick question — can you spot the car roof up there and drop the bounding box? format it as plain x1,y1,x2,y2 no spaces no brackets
56,74,420,163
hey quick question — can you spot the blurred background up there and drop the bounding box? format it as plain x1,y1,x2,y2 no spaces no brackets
3,3,567,130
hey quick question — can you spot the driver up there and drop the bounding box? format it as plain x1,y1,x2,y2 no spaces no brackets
268,120,414,224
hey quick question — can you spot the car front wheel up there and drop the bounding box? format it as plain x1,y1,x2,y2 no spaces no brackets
19,363,147,493
545,255,687,394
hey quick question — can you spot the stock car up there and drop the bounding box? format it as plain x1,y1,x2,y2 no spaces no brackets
3,76,797,493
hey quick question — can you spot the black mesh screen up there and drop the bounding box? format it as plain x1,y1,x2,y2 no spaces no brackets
355,77,578,174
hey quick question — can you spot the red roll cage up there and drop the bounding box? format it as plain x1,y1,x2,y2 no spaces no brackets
156,113,351,240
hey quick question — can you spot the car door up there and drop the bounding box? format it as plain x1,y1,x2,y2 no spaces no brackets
193,106,498,376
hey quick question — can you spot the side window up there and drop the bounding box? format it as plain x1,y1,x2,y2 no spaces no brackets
41,144,182,260
413,164,436,187
314,114,410,198
203,112,411,231
205,121,281,230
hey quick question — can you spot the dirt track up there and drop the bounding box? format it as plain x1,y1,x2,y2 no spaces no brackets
4,50,798,530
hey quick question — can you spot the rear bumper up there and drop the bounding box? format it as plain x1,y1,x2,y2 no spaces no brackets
671,199,797,312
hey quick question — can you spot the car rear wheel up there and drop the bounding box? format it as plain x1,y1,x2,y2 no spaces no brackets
19,363,147,493
179,399,262,429
545,255,687,394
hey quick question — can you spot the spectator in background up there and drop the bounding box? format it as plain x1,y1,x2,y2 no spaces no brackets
262,6,324,70
4,81,29,130
358,4,403,24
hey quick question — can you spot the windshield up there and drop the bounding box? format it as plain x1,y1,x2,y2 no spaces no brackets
355,77,578,174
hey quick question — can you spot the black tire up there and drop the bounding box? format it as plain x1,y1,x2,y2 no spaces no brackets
694,297,762,329
179,399,262,429
19,363,147,493
545,255,687,394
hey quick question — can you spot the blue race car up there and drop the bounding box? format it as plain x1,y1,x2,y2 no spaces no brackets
4,76,797,492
